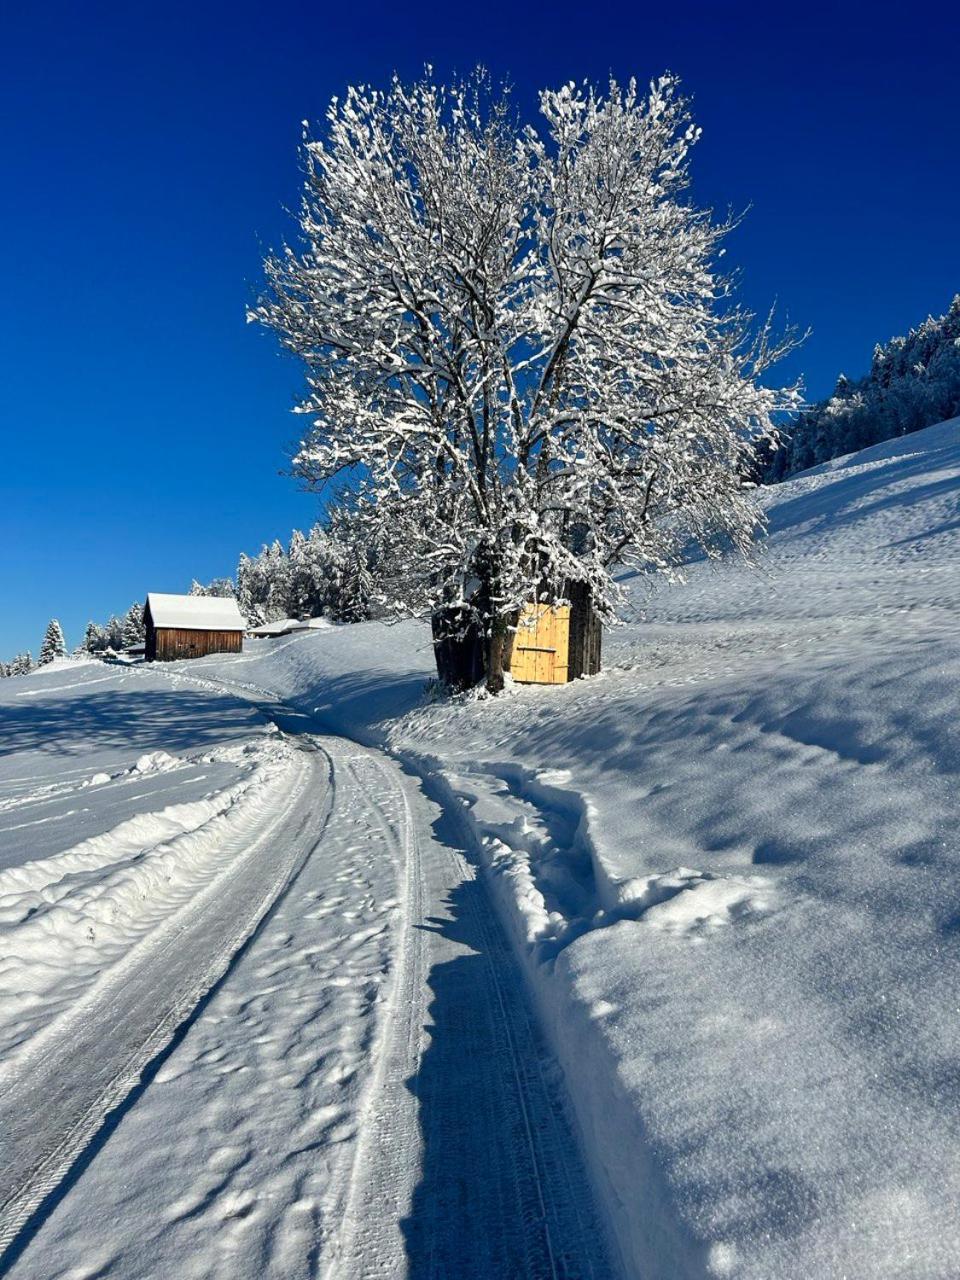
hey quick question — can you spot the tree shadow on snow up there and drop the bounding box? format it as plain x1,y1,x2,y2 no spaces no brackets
399,877,581,1279
396,783,612,1279
0,687,263,759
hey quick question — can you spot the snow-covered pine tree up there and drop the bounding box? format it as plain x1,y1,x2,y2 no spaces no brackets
252,71,800,689
235,554,255,619
11,652,33,676
104,616,124,651
121,602,145,648
234,543,291,622
188,577,235,597
285,529,313,619
38,619,67,666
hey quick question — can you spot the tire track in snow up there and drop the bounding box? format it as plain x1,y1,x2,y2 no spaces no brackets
143,663,617,1277
316,746,616,1279
0,744,332,1266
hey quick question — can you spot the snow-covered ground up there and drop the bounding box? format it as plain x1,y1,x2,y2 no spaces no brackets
187,416,960,1277
1,657,612,1276
4,416,960,1278
0,663,411,1275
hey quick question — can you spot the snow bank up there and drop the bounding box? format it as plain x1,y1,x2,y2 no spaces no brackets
0,738,304,1062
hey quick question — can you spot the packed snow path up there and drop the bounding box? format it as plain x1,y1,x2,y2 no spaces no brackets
320,742,613,1280
1,670,615,1278
190,699,617,1279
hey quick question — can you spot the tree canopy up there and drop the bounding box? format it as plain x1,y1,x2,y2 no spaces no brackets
252,71,800,686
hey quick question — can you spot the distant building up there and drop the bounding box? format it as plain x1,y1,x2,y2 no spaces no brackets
247,618,311,638
247,617,334,638
143,593,246,662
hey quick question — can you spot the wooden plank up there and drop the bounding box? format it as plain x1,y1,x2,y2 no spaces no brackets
553,605,570,683
512,602,574,685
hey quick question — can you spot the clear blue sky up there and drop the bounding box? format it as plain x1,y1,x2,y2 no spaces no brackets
2,0,958,656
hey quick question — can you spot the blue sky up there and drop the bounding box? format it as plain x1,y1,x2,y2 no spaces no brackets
2,0,958,656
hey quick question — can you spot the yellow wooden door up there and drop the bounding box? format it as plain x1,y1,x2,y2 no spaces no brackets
511,604,570,684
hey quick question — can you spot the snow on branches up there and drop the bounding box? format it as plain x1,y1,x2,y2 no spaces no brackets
251,70,801,688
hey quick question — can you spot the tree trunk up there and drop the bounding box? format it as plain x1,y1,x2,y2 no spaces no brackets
432,605,483,691
484,607,520,694
485,615,509,694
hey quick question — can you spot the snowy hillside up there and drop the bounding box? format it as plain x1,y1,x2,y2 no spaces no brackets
195,414,960,1277
4,417,960,1278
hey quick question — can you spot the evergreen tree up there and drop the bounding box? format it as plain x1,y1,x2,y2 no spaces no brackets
188,577,235,598
12,651,34,676
38,619,67,666
121,602,145,647
104,616,124,651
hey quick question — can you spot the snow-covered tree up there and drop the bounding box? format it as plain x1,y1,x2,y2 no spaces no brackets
121,602,145,648
38,619,67,666
189,577,235,598
83,621,108,654
104,616,124,651
236,543,287,623
11,652,33,676
251,71,800,689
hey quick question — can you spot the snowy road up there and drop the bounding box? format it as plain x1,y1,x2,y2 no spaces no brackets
2,669,616,1278
0,734,325,1258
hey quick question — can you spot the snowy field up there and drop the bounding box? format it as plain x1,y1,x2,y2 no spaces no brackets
0,665,416,1276
1,654,612,1275
3,416,960,1277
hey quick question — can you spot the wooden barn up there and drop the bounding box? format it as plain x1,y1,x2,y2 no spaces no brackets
144,593,247,662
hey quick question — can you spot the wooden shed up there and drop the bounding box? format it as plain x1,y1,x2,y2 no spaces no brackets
432,582,602,690
144,593,247,662
510,583,602,685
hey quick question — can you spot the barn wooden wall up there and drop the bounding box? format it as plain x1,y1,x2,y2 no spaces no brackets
511,604,571,684
152,628,244,662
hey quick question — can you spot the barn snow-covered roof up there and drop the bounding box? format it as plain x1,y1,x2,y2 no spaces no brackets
146,593,247,631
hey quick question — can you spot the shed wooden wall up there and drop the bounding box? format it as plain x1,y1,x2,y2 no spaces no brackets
151,628,244,662
510,604,571,685
566,581,602,679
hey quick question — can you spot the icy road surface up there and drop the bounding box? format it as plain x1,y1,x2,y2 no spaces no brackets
0,663,615,1278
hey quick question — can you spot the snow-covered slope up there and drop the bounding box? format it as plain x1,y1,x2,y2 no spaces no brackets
190,414,960,1278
